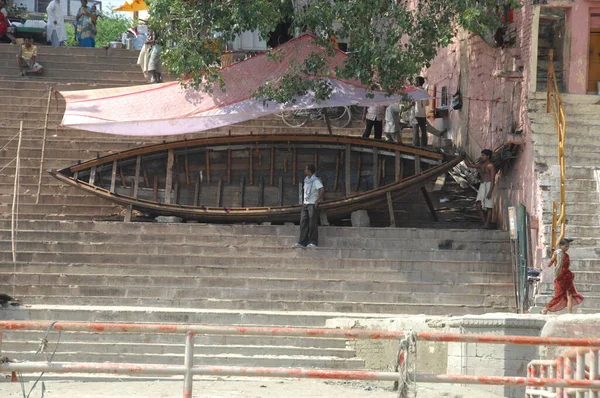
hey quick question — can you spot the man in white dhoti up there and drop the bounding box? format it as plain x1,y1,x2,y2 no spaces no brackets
46,0,67,47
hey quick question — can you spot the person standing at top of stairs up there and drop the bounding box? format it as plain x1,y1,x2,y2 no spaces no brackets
46,0,67,47
464,149,496,229
294,164,324,249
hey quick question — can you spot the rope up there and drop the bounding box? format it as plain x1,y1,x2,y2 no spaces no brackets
397,330,418,398
13,321,61,398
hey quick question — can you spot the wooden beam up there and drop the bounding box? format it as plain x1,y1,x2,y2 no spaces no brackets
400,160,404,181
119,167,127,188
354,153,362,192
88,166,96,185
184,155,191,185
193,172,201,207
372,147,378,189
153,175,158,202
270,147,275,186
258,177,264,206
142,166,150,187
314,151,318,170
124,205,133,222
421,186,438,222
323,111,333,135
277,176,283,206
70,134,444,173
216,177,223,207
164,148,174,204
380,158,385,187
292,148,297,186
227,149,232,184
395,151,400,182
283,157,288,173
249,148,254,185
239,175,245,207
414,154,422,175
132,155,141,198
110,160,117,193
257,148,263,166
205,150,211,183
345,144,351,196
333,151,340,192
386,192,396,227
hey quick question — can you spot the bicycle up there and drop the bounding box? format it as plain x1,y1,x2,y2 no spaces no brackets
279,106,352,128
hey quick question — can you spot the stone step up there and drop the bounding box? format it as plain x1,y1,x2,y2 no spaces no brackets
0,73,147,86
0,44,141,58
2,330,348,349
4,272,514,290
0,244,513,262
0,67,147,83
0,220,511,240
0,204,120,216
0,59,143,73
7,295,510,314
4,340,356,358
2,284,513,307
530,92,600,104
1,231,510,251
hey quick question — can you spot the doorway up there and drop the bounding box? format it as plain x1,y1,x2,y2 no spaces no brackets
536,8,567,92
588,29,600,93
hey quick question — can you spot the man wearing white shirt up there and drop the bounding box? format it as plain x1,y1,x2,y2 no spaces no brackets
410,76,428,147
294,164,324,248
46,0,67,47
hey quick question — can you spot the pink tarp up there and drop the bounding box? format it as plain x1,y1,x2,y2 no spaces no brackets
60,35,430,136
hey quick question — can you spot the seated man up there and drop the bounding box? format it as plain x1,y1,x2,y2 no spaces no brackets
16,38,43,76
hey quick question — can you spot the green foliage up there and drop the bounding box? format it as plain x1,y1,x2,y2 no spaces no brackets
149,0,521,103
65,12,130,48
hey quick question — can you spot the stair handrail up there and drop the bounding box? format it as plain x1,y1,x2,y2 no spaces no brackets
546,49,567,249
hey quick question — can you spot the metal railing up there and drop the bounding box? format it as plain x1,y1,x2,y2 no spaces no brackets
1,321,600,397
527,347,600,398
546,48,567,249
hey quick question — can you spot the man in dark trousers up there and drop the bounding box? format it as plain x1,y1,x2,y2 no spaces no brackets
294,164,324,248
464,149,497,229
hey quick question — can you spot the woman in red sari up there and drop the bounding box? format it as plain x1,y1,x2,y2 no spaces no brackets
542,238,584,314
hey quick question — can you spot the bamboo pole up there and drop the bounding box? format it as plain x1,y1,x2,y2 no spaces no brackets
35,88,53,204
12,121,23,265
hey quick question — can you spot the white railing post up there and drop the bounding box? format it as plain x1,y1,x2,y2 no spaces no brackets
591,349,599,398
556,357,564,398
575,352,585,398
548,364,556,394
183,331,195,398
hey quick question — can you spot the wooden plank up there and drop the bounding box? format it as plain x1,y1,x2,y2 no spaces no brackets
70,134,444,173
249,148,254,185
258,177,264,206
110,160,117,193
354,153,362,192
400,159,404,181
292,148,297,186
193,172,200,207
132,155,141,198
124,205,133,223
395,151,400,182
119,167,127,188
164,149,175,204
372,147,378,189
277,176,284,206
216,177,223,207
257,148,263,166
386,192,396,227
314,151,318,170
142,166,150,187
421,186,438,222
205,150,211,183
283,157,288,173
88,166,96,185
345,144,351,196
414,154,422,174
73,171,78,180
432,174,446,192
153,175,158,202
184,155,191,185
270,147,275,186
227,149,232,184
380,158,385,186
239,175,245,207
333,151,340,192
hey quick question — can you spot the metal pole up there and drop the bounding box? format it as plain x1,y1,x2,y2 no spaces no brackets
183,331,194,398
36,88,53,204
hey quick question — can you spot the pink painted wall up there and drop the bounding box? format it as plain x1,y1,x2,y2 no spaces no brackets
424,2,543,262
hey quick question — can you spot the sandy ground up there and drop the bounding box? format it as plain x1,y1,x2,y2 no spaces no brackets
0,377,504,397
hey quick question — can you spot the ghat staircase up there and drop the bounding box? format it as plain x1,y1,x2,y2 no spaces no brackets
0,43,515,370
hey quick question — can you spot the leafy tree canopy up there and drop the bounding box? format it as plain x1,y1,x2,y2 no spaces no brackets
148,0,519,103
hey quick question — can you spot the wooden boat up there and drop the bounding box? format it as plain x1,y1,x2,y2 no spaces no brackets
49,134,462,223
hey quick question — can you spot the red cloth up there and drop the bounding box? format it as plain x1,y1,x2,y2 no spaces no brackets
0,12,8,36
546,252,584,312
